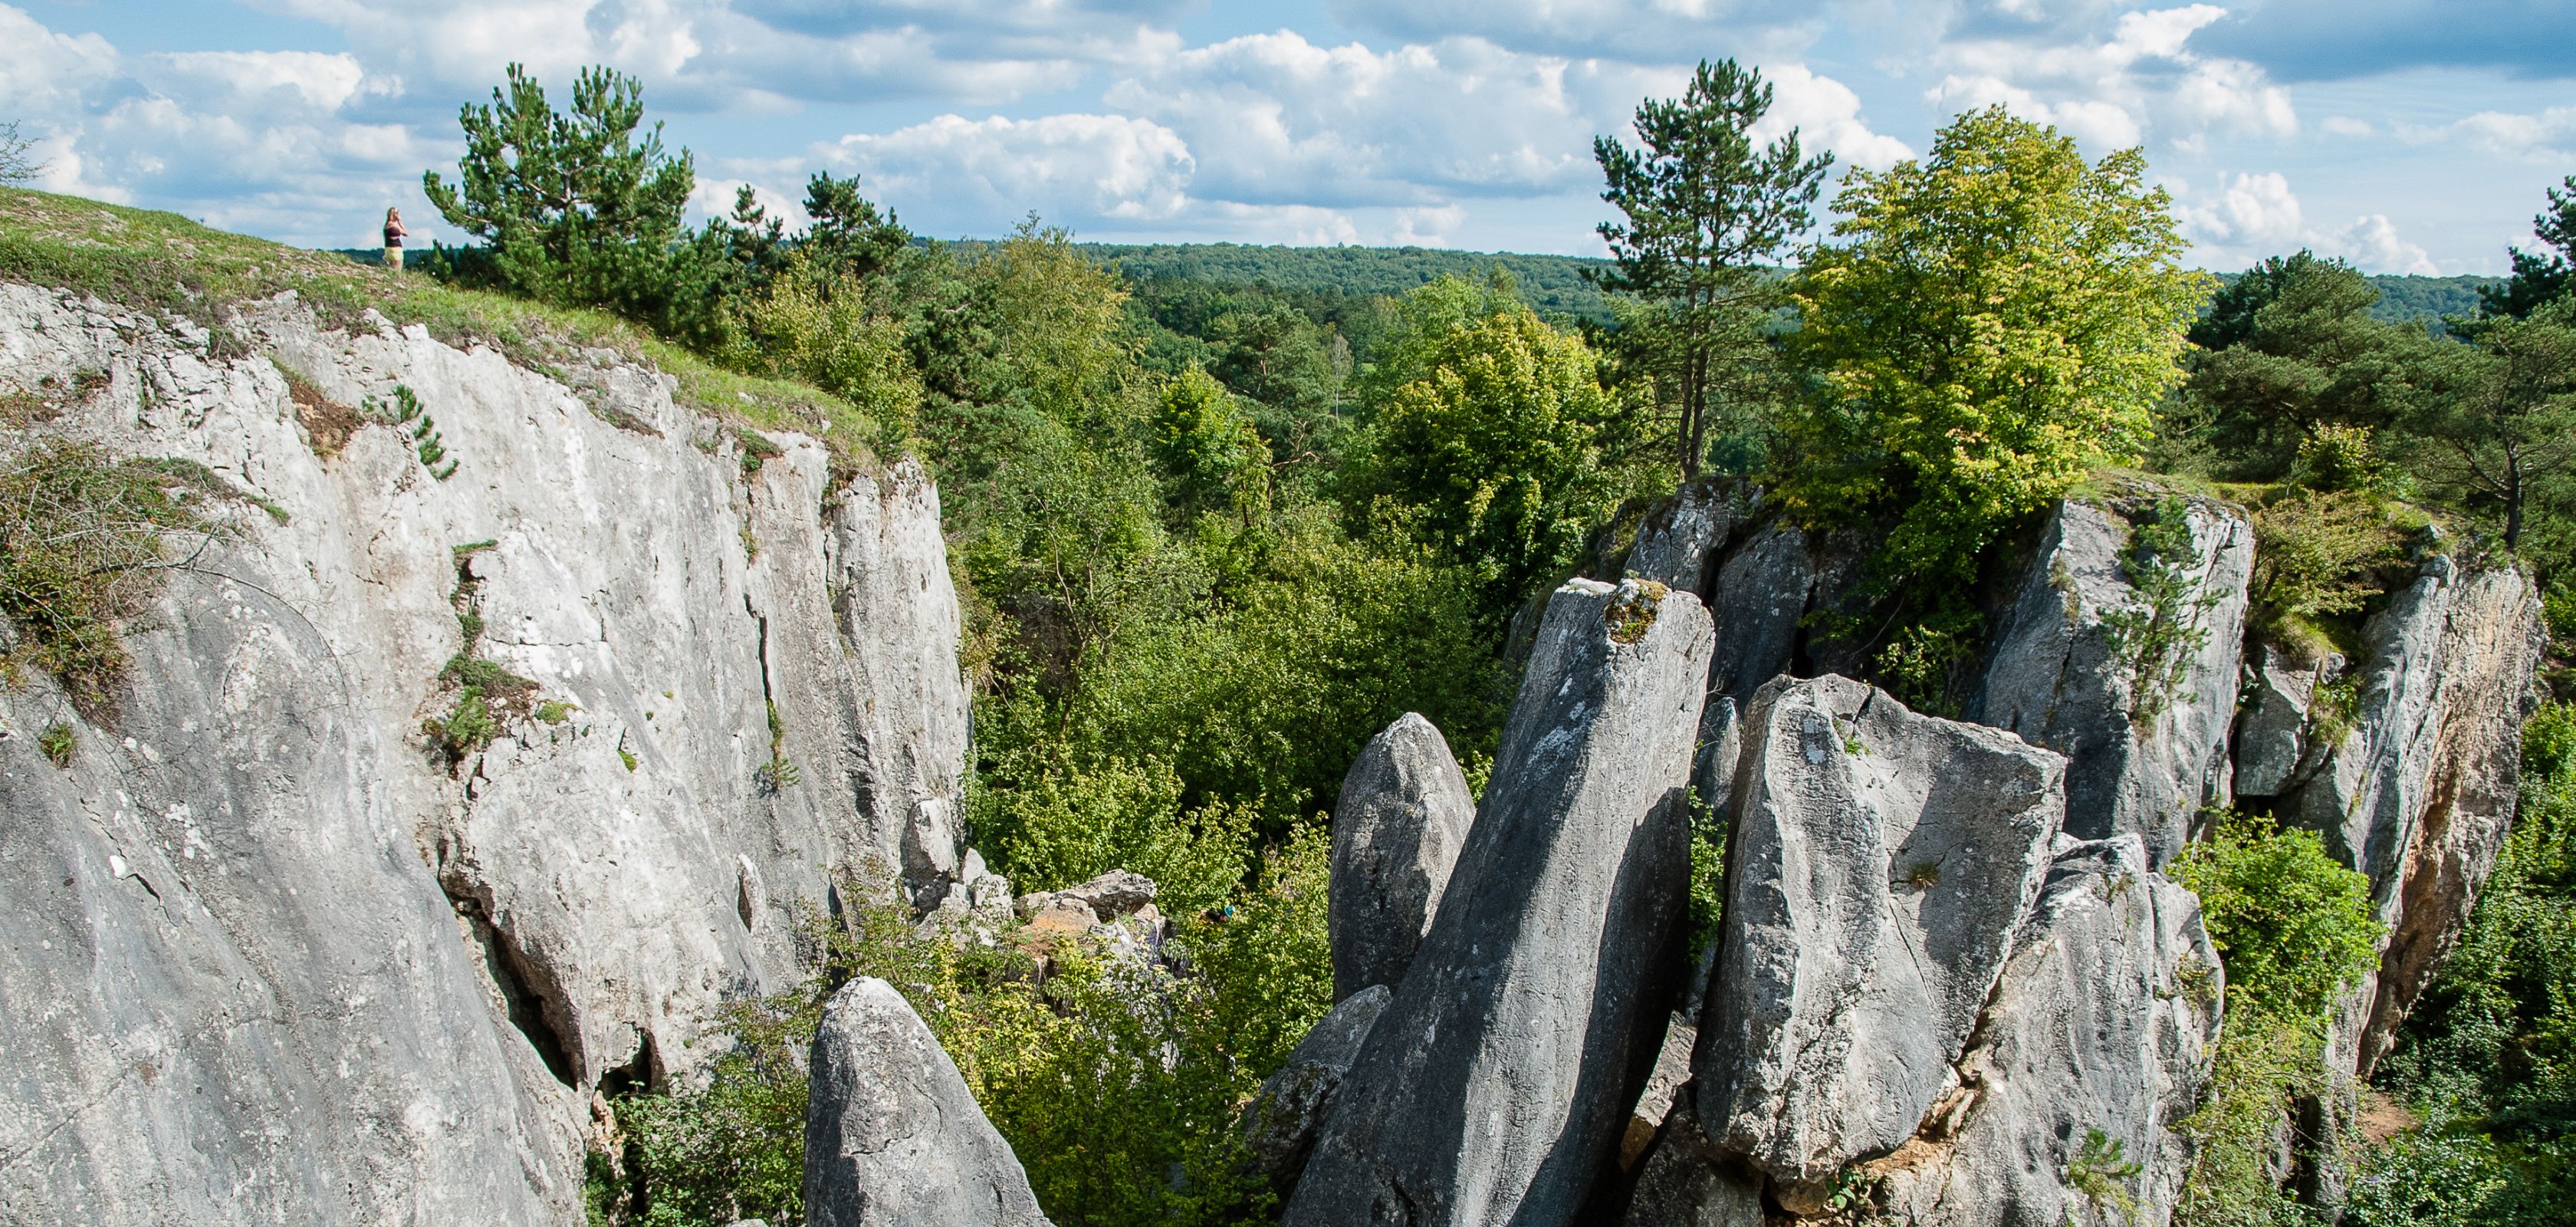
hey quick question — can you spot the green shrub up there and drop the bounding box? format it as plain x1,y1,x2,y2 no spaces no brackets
970,751,1251,917
2170,809,2382,1023
2170,809,2384,1225
0,439,224,717
2248,488,2400,656
606,830,1333,1227
2174,1012,2325,1227
2100,497,2221,723
37,719,74,767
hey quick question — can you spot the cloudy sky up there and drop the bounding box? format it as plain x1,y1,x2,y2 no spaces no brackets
5,0,2571,273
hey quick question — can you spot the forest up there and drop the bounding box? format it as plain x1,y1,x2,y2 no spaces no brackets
17,53,2570,1227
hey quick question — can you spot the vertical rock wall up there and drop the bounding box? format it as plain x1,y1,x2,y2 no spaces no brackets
0,285,968,1224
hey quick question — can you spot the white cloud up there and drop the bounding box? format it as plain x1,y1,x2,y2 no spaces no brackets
2173,170,2436,274
816,113,1194,234
2401,106,2576,164
2321,115,2374,137
1755,64,1914,169
1924,3,2295,153
1326,0,1822,61
248,0,1180,110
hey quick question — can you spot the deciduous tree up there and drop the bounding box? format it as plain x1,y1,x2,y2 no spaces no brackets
1778,106,2205,586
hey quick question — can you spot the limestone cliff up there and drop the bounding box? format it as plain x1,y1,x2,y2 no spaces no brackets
0,284,967,1224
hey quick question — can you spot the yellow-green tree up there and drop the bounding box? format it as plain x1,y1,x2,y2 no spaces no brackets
1361,278,1647,607
1779,106,2206,584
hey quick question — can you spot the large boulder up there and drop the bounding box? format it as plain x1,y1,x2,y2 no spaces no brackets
1241,985,1395,1194
1696,674,2065,1184
804,979,1051,1227
1329,713,1478,1002
2278,555,2544,1075
1875,836,2224,1227
1967,495,2253,866
1620,1111,1769,1227
1285,577,1715,1227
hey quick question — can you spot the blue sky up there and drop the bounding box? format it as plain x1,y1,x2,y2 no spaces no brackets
5,0,2571,274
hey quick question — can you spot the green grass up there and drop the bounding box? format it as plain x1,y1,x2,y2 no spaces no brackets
0,187,883,468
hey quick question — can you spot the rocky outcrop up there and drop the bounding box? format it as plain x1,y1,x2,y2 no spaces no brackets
1968,495,2253,866
1622,479,1751,596
804,979,1052,1227
0,285,967,1222
2230,643,2344,800
1329,712,1478,1002
1696,674,2065,1185
1242,985,1394,1194
2275,555,2544,1076
1286,577,1714,1227
1875,836,2223,1227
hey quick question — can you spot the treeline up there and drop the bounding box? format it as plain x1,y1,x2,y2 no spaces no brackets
404,59,2576,1227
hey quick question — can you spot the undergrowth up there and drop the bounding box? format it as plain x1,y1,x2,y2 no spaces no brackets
0,438,238,717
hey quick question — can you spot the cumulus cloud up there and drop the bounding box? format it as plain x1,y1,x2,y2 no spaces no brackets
2400,106,2576,165
1924,2,2295,153
249,0,1180,110
0,5,445,243
814,113,1194,234
1326,0,1822,62
1754,64,1914,169
2172,170,2436,274
1102,32,1905,211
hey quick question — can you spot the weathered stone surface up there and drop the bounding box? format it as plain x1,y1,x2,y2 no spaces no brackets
0,285,968,1222
1875,835,2223,1227
1243,985,1395,1193
2231,644,2343,799
1618,1015,1700,1176
1967,495,2252,865
1286,577,1714,1227
2279,556,2544,1075
1054,869,1158,919
1702,523,1815,710
1329,712,1478,1001
805,979,1051,1227
1624,479,1750,597
1696,674,2065,1183
1619,1112,1768,1227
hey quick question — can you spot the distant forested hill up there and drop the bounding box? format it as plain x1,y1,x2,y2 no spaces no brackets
1079,242,2500,329
1079,243,1619,321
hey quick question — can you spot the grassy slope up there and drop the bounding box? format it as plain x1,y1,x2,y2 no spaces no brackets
0,188,875,461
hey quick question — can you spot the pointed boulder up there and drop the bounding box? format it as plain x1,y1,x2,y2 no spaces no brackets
1330,713,1479,1002
1286,577,1715,1227
804,978,1052,1227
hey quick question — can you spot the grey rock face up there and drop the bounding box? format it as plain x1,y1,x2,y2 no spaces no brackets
0,285,968,1222
1620,1112,1768,1227
2231,644,2344,799
1968,496,2252,865
2279,557,2544,1075
1286,577,1714,1227
1702,523,1816,711
1696,675,2065,1183
1243,985,1395,1193
805,979,1051,1227
1876,836,2223,1227
1329,712,1479,1002
1624,479,1750,597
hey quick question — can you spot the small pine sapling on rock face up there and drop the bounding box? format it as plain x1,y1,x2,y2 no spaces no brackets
366,385,460,481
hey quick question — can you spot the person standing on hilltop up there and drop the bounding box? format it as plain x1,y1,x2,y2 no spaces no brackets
383,206,408,271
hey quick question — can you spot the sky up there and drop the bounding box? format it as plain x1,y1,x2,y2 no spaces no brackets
4,0,2572,274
